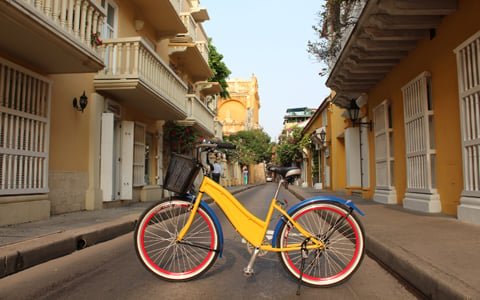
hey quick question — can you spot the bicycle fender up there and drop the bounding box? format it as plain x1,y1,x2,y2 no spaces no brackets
271,196,365,247
176,194,225,257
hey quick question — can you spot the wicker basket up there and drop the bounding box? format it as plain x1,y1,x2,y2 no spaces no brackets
163,153,200,194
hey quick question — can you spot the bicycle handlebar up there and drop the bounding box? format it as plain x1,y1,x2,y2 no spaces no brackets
196,142,236,150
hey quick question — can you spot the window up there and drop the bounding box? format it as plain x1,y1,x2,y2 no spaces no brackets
401,72,437,192
455,31,480,195
0,58,51,195
374,100,393,189
101,0,117,39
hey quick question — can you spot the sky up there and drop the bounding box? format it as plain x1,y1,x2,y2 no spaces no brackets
201,0,330,142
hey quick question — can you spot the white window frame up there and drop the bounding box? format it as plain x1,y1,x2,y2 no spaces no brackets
455,31,480,197
401,71,441,212
454,30,480,224
373,100,396,204
0,58,51,195
100,0,118,39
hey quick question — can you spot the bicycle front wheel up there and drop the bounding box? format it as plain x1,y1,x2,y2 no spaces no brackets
134,198,219,281
277,202,365,287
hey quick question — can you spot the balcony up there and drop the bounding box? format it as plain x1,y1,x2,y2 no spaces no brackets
169,42,212,82
0,0,106,73
94,37,188,120
130,0,186,37
177,95,216,137
326,0,458,108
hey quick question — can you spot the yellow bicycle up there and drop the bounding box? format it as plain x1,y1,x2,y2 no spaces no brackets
134,142,365,290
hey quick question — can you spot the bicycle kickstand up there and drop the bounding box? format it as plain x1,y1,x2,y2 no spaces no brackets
243,247,260,276
296,239,310,296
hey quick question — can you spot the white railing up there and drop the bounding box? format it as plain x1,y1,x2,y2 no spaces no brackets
15,0,106,52
96,37,188,109
186,94,215,133
179,13,197,40
196,41,209,63
0,57,51,195
196,23,209,62
328,0,367,69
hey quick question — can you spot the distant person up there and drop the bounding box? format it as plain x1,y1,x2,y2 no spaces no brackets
212,161,222,184
243,166,249,185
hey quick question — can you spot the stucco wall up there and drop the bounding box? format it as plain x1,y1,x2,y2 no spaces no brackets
366,0,480,215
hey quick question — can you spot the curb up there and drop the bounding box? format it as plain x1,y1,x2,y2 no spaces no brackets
0,185,258,279
0,215,137,278
287,186,478,299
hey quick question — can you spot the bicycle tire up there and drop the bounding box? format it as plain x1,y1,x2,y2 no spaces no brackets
276,201,365,287
134,197,220,281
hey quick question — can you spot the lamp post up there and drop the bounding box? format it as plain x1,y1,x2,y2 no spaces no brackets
347,99,372,189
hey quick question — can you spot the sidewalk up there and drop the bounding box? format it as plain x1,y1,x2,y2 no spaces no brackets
287,185,480,300
0,185,256,280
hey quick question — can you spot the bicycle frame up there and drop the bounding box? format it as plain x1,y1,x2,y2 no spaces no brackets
176,176,325,252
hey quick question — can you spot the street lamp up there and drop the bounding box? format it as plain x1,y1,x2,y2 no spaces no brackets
347,99,372,130
319,128,326,144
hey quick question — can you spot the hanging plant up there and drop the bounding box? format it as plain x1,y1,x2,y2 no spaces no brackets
91,32,103,47
164,121,199,154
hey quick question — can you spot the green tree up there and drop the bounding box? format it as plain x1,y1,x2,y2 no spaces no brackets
208,39,231,98
275,126,311,166
224,129,273,166
307,0,359,75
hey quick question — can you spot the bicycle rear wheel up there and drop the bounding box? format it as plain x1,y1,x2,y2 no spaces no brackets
277,202,365,287
134,198,219,281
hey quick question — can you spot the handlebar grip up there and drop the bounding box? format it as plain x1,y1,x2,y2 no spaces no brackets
216,142,236,149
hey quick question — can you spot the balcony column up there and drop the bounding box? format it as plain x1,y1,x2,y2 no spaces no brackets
86,6,94,47
60,0,67,28
73,0,81,38
44,0,52,17
67,0,74,33
52,0,61,24
92,11,99,35
79,1,88,43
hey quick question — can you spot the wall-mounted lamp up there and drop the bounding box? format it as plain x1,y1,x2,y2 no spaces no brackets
73,91,88,113
347,99,372,130
319,128,326,144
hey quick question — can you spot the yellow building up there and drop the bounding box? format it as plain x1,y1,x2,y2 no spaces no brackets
217,74,260,135
322,0,480,225
302,96,346,192
0,0,220,225
216,74,264,185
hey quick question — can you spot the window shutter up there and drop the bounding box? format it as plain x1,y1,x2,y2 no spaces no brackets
100,113,114,201
133,123,146,187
